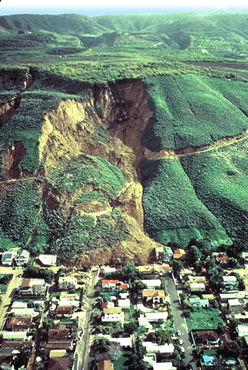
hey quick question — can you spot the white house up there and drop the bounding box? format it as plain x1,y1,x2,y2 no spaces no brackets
58,276,78,290
11,301,28,310
145,312,168,322
111,337,132,348
10,308,39,318
101,280,119,290
186,282,206,292
143,342,175,354
102,307,124,325
19,278,47,296
141,280,162,289
15,249,30,266
38,254,57,266
222,276,239,290
118,299,131,309
2,251,16,266
0,331,28,341
237,324,248,337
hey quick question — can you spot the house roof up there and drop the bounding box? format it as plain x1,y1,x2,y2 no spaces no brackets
48,357,70,370
142,289,165,298
119,283,129,289
39,254,57,266
56,305,73,314
228,299,242,306
49,350,67,358
20,279,32,289
223,275,237,282
138,265,160,274
173,248,186,259
102,301,115,309
145,312,168,321
103,307,122,314
0,331,27,340
217,256,229,261
101,280,119,285
5,317,32,329
97,359,113,370
1,340,33,349
141,280,162,287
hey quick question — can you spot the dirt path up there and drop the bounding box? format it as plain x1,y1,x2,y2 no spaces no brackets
145,128,248,160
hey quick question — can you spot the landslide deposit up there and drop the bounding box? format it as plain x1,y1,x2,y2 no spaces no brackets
1,69,248,262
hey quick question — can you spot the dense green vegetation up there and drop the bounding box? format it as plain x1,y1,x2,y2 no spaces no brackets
187,308,223,331
180,138,248,249
142,75,248,151
141,158,230,246
49,154,125,198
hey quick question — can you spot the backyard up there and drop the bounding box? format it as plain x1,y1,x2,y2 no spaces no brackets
187,308,223,331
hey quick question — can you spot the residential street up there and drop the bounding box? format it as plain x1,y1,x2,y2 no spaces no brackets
0,267,22,329
75,271,99,370
166,276,197,370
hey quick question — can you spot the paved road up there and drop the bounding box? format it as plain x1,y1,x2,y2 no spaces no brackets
75,270,99,370
166,276,197,370
0,267,22,329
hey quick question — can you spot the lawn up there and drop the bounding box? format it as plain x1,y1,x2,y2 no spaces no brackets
113,350,132,370
187,308,223,331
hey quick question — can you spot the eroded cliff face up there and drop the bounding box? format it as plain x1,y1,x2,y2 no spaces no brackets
36,80,162,265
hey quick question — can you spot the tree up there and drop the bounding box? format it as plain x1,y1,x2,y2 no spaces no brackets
124,322,138,335
146,329,171,345
187,245,202,263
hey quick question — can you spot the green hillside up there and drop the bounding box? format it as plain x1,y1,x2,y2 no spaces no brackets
1,12,248,262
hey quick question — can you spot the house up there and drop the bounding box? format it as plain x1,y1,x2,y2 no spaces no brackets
15,249,30,266
102,307,124,325
4,316,33,331
200,355,218,367
188,275,207,284
111,337,132,348
119,292,129,299
186,282,206,292
48,357,70,370
142,289,166,305
237,324,248,337
138,315,151,328
101,280,119,290
1,251,16,266
55,305,73,318
219,291,247,301
102,301,115,309
222,276,239,290
49,350,67,358
173,248,186,260
10,308,39,318
58,276,78,290
138,265,161,277
159,264,173,275
216,255,229,265
143,342,174,354
228,299,244,313
202,294,215,301
100,266,117,276
97,359,114,370
145,312,168,322
60,292,80,301
11,301,28,310
119,283,129,290
0,331,28,341
118,299,130,309
155,246,173,263
47,324,73,349
189,296,209,308
193,330,220,347
39,254,57,266
19,278,47,296
141,280,162,289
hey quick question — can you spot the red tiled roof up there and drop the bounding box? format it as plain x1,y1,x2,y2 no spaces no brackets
56,305,73,314
101,280,119,285
217,256,229,261
119,284,129,289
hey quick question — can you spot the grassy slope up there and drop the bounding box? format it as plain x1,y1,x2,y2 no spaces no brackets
142,75,248,151
180,139,248,248
141,158,230,247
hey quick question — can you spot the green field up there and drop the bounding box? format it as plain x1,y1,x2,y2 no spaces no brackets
187,308,223,331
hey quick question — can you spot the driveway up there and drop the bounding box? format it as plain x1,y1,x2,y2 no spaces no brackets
166,276,197,369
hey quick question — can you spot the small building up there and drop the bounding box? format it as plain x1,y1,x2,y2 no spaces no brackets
60,292,80,301
222,276,239,290
48,357,70,370
142,289,166,305
1,251,16,266
102,301,115,309
102,307,124,325
111,337,132,348
142,342,174,354
118,299,131,309
138,265,161,277
173,248,186,260
101,280,119,290
47,323,72,348
141,280,162,289
138,315,151,328
4,316,33,331
19,278,47,296
228,299,244,313
55,305,73,318
200,355,218,367
39,254,57,267
145,312,168,322
188,275,207,284
58,276,78,290
186,282,206,292
97,359,114,370
11,301,28,310
0,331,28,341
10,308,39,318
237,324,248,337
155,246,173,263
189,296,209,309
216,255,229,265
49,350,67,358
15,249,30,266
